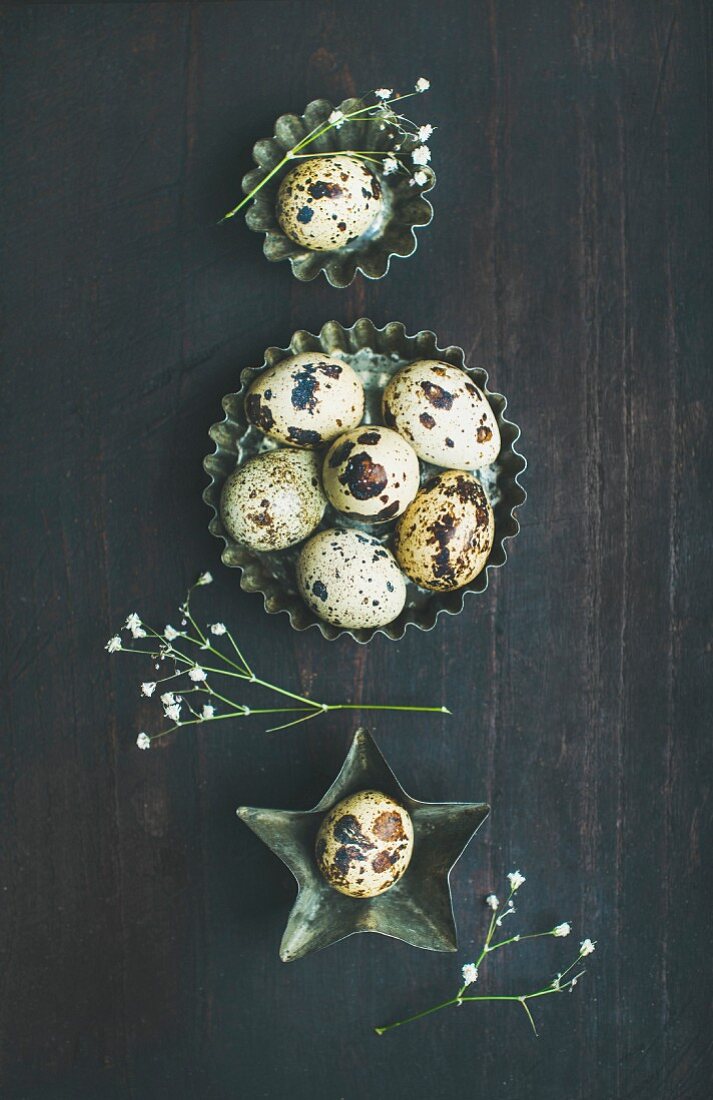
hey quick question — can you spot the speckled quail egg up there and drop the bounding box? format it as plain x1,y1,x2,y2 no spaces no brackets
297,528,407,629
315,790,414,898
244,352,365,449
220,449,326,552
322,426,420,522
276,154,383,252
394,470,495,591
382,360,501,471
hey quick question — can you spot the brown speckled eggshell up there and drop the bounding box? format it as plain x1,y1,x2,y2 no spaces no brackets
382,360,501,471
244,352,365,449
220,450,326,552
315,790,414,898
394,470,495,591
276,154,383,252
297,528,406,629
322,426,420,522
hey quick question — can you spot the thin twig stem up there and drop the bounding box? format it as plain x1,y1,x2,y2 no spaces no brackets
220,87,429,221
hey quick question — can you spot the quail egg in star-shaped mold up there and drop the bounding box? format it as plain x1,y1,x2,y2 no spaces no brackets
315,789,415,899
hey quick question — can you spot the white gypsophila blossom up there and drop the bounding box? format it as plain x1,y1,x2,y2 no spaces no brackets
507,870,526,891
410,170,429,187
328,109,345,127
486,894,499,910
210,623,227,636
418,124,434,142
164,624,179,640
105,635,122,653
553,923,571,937
136,732,151,751
551,974,562,990
411,145,431,166
375,88,392,100
580,938,596,956
188,666,207,682
202,704,215,719
196,572,213,586
125,614,146,639
382,156,399,175
461,963,478,986
141,682,156,697
160,692,176,707
164,703,181,723
415,77,430,92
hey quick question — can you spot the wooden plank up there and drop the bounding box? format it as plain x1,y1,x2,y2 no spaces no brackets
0,1,710,1096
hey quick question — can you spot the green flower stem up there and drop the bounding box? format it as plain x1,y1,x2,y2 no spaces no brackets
226,630,252,676
121,577,448,744
150,621,250,679
221,88,428,221
221,157,291,221
374,975,583,1037
249,675,322,708
327,704,450,713
265,711,325,733
264,708,448,734
291,150,393,158
151,706,317,743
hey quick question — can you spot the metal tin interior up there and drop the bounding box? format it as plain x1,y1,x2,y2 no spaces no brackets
203,318,527,644
241,96,436,287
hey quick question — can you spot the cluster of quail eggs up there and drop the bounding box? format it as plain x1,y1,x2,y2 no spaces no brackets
220,352,501,631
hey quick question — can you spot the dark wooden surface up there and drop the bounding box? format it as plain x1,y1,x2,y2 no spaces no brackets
2,2,712,1097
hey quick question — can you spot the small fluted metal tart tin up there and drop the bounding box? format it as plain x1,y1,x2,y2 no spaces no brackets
203,319,527,644
240,97,435,287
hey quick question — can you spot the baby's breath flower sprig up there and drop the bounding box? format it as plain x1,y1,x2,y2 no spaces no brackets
374,871,596,1037
221,77,434,222
106,573,450,750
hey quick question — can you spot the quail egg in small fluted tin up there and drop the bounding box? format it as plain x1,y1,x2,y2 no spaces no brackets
322,426,420,522
245,352,364,449
394,470,495,591
382,360,501,471
220,450,326,552
276,154,383,252
297,528,406,629
315,790,414,898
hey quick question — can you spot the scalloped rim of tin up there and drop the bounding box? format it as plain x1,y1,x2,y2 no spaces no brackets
240,96,435,287
203,318,527,644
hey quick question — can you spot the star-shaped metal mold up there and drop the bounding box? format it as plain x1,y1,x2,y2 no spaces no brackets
237,728,490,961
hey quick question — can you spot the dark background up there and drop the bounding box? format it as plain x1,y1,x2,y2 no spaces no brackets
2,2,711,1097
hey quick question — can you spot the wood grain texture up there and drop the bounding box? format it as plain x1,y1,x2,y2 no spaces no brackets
1,2,711,1097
